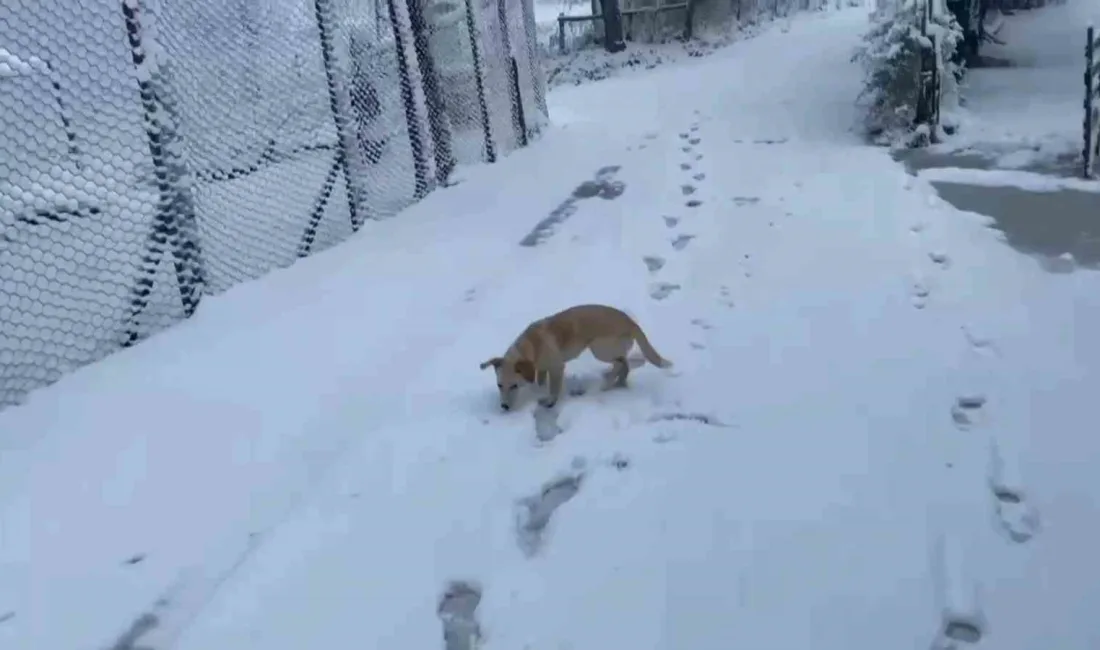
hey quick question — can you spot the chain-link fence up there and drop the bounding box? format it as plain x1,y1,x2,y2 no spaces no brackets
0,0,547,409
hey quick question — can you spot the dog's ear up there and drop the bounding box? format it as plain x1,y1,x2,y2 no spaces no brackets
479,357,504,371
513,359,536,383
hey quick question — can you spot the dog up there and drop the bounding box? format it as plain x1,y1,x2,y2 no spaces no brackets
480,303,673,411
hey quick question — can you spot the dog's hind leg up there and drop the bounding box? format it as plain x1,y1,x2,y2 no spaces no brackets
591,337,633,389
609,357,630,388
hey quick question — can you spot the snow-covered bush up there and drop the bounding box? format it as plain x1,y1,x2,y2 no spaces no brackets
852,0,964,146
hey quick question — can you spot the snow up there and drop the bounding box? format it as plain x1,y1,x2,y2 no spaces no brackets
936,0,1100,167
918,165,1100,191
0,48,46,78
5,4,1100,650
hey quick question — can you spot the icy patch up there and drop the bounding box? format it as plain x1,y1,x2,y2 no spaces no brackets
918,167,1100,193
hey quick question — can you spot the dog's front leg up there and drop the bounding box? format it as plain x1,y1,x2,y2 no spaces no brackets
539,366,564,408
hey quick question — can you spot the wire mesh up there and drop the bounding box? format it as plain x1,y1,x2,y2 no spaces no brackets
0,0,547,409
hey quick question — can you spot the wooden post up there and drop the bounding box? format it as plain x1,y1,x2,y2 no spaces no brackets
603,0,627,52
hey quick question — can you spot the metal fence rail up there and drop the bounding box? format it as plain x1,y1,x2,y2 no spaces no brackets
0,0,548,409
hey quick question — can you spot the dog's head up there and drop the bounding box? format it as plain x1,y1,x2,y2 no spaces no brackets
480,356,535,411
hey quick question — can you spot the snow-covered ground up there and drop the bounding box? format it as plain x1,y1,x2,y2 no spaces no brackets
4,4,1100,650
935,0,1100,172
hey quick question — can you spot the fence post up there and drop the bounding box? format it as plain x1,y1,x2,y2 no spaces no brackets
462,0,497,162
602,0,627,52
120,0,205,346
1084,24,1097,177
684,0,696,39
314,0,368,229
406,0,457,185
385,0,431,197
913,0,941,143
496,0,529,147
518,0,548,120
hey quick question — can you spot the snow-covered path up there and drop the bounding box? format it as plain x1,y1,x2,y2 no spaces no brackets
3,5,1100,650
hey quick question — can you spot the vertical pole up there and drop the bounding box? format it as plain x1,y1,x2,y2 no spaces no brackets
121,0,204,346
314,0,365,228
406,0,457,185
931,33,940,138
602,0,627,52
518,0,548,120
1085,25,1095,177
684,0,695,39
385,0,431,197
497,0,526,148
509,57,529,147
298,152,344,257
558,14,566,54
462,0,497,162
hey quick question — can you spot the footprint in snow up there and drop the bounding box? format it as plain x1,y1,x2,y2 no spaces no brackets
930,533,987,649
990,484,1041,544
438,581,483,650
911,280,931,309
649,282,680,300
950,395,985,430
987,439,1041,544
643,255,666,273
962,325,998,357
671,234,695,250
515,464,586,557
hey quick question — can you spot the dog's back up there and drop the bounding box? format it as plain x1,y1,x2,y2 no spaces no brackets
547,304,671,368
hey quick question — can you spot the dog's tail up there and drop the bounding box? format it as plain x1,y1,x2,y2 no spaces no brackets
631,322,673,369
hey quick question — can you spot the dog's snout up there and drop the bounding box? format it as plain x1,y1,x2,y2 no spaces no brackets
500,403,511,411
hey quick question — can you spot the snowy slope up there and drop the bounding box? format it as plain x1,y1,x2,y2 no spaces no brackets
4,5,1100,650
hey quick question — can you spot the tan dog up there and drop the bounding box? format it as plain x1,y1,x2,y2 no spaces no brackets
480,304,673,411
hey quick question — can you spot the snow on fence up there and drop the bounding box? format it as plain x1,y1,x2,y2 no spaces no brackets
1084,23,1099,178
0,0,548,409
552,0,841,55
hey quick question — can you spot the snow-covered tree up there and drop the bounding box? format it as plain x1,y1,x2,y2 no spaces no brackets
852,0,964,146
